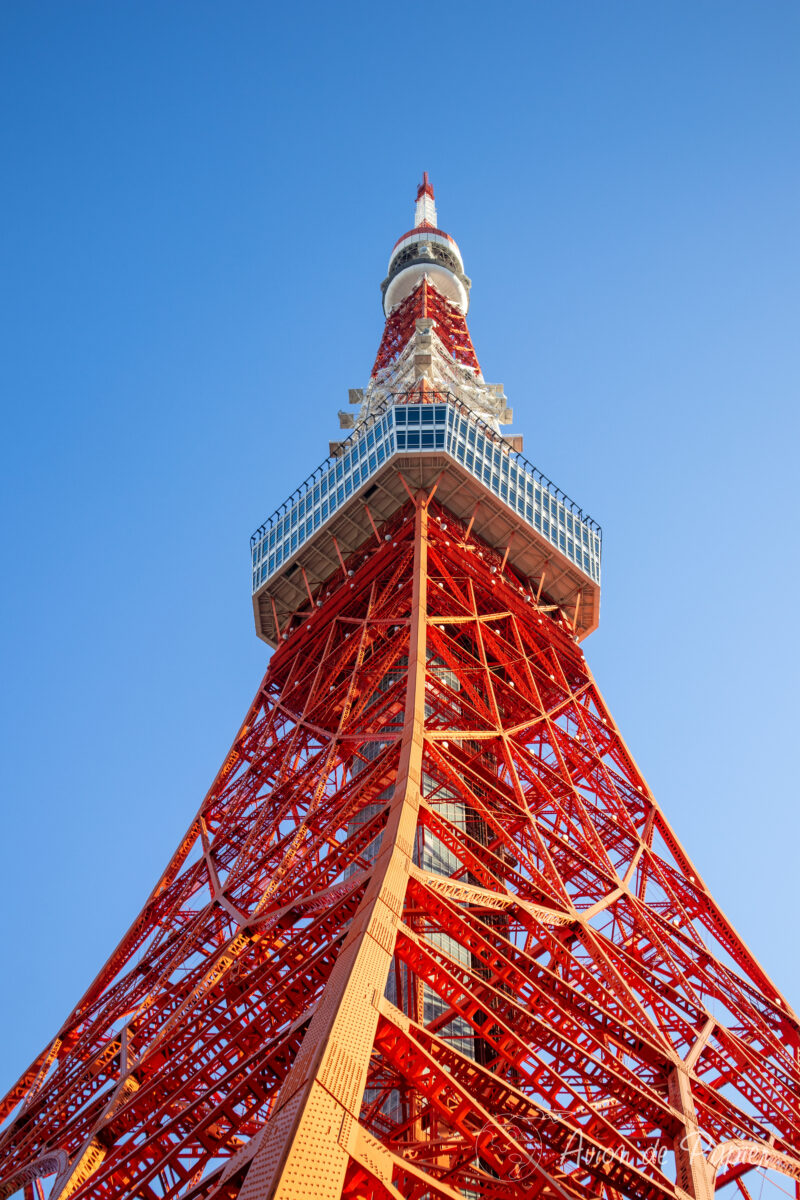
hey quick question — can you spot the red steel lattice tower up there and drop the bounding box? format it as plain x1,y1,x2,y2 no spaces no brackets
2,178,799,1200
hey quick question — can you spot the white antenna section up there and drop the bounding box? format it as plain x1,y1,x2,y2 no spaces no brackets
414,171,437,227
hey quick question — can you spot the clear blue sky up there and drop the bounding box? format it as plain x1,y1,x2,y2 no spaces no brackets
1,2,798,1093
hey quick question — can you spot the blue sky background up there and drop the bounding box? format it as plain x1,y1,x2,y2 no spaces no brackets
1,1,798,1096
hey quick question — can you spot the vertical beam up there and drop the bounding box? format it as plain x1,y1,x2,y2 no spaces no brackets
669,1066,715,1200
363,503,382,546
331,535,348,576
572,588,582,632
269,595,282,644
300,566,315,608
237,497,429,1200
535,561,549,603
464,500,480,542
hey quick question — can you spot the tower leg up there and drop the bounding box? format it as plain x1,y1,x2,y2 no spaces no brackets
237,498,430,1200
669,1066,715,1200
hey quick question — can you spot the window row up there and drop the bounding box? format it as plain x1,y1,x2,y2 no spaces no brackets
252,402,601,589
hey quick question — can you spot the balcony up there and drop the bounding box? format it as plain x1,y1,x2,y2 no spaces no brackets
251,392,602,645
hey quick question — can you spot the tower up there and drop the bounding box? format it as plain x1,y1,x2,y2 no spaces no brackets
1,177,799,1200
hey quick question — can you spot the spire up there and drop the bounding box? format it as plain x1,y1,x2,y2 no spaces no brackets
414,171,437,227
345,178,509,434
383,177,469,317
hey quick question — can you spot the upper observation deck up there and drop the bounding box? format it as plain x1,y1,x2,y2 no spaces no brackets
251,391,601,646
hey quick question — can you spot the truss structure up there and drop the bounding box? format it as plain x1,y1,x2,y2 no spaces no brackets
359,279,508,432
2,490,799,1200
372,278,481,377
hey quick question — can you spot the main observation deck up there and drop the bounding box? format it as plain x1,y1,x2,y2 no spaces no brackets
251,392,601,646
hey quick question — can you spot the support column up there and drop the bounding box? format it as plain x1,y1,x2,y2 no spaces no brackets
236,498,429,1200
669,1066,714,1200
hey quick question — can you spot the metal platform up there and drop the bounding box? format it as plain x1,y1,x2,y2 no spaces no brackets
251,394,601,645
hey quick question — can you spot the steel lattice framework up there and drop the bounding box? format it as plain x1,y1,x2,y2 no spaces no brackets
2,175,799,1200
372,279,481,377
1,494,799,1200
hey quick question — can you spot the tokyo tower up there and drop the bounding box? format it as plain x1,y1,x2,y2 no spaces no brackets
1,176,799,1200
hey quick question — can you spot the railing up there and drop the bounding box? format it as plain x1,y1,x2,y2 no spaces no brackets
251,392,602,594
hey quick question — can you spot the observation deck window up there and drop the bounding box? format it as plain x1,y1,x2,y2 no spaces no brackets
251,394,601,593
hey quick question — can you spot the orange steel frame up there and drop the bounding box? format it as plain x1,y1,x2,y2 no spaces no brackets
1,485,799,1200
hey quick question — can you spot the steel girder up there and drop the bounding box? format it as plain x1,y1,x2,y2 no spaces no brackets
1,489,799,1200
371,279,480,377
